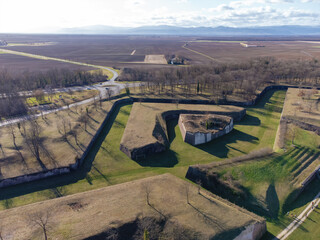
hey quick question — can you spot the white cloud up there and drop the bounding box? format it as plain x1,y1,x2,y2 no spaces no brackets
0,0,319,33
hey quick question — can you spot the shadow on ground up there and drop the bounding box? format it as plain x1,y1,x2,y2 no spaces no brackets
0,102,131,201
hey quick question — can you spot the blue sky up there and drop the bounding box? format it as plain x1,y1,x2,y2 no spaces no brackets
0,0,319,33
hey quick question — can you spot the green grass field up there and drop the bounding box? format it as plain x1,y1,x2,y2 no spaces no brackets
0,90,286,211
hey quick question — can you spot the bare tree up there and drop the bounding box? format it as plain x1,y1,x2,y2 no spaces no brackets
106,88,113,100
8,123,17,148
44,85,54,102
184,184,190,204
28,211,51,240
0,225,4,240
74,103,79,114
34,89,45,104
24,120,42,162
142,182,152,206
57,115,71,141
196,180,202,195
79,113,89,131
0,128,4,157
99,92,103,107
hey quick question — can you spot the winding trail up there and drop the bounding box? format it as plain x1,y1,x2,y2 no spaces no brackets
0,48,141,127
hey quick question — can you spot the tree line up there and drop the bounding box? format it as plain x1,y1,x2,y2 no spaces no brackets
0,68,106,93
120,57,320,102
0,69,106,118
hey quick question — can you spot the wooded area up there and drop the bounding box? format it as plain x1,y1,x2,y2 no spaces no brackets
0,69,105,118
120,57,320,101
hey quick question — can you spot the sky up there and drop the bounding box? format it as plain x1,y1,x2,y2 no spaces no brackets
0,0,319,33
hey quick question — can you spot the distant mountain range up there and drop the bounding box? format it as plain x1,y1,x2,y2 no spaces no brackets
60,25,320,36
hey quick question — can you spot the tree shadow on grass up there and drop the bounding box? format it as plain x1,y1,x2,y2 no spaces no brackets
266,183,280,219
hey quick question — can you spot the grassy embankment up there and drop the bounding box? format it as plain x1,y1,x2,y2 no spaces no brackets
0,90,285,211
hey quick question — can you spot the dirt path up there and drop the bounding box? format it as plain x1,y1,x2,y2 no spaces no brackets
182,43,221,62
274,191,320,240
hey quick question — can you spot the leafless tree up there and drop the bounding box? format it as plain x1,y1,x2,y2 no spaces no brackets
34,89,45,104
44,85,54,102
0,225,4,240
184,184,190,204
196,180,202,195
8,123,17,148
79,113,89,131
99,92,103,107
28,211,51,240
142,182,152,206
57,115,71,141
0,128,4,157
106,88,113,100
24,120,42,162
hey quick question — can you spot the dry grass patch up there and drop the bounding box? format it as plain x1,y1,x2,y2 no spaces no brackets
0,174,265,240
282,88,320,126
0,98,118,180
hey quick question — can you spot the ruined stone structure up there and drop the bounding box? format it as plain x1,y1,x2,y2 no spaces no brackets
179,114,233,145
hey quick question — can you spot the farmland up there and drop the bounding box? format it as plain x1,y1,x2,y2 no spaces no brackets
1,35,320,70
0,52,94,74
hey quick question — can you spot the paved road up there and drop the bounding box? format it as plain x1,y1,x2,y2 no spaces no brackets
0,49,140,127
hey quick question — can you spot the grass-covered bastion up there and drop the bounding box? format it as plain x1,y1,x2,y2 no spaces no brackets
119,102,245,160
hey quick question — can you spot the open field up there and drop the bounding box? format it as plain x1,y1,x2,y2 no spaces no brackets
0,52,94,74
185,41,320,62
0,90,285,212
1,35,320,70
0,174,265,239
